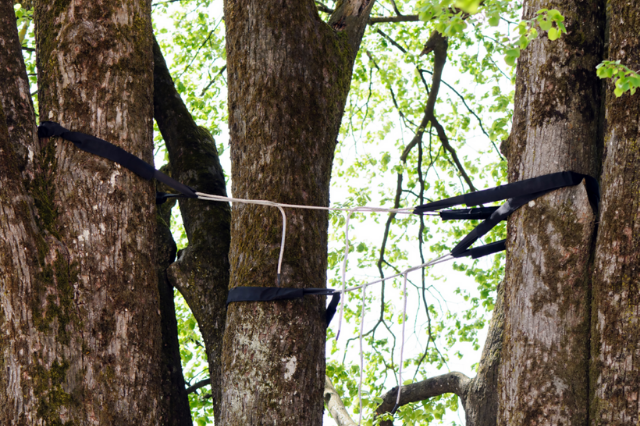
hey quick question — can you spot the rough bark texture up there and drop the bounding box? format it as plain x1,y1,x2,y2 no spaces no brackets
590,1,640,424
0,0,166,423
462,281,505,426
498,0,604,424
155,177,193,426
219,0,373,424
0,0,39,176
153,37,231,422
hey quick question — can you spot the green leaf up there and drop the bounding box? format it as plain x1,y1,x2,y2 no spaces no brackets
505,49,521,58
453,0,481,14
548,27,559,41
539,19,552,31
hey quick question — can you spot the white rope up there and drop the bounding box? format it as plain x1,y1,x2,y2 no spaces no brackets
358,283,367,426
196,192,417,215
196,191,457,421
336,253,453,295
196,192,419,287
396,272,409,409
336,211,353,340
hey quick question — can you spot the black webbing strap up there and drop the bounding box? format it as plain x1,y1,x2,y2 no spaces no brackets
226,287,341,327
415,171,599,214
452,239,506,259
37,121,197,204
439,207,499,221
414,171,600,258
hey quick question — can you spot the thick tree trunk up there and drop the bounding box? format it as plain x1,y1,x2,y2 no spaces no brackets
5,0,165,423
219,0,373,423
498,0,604,424
590,2,640,424
153,37,231,422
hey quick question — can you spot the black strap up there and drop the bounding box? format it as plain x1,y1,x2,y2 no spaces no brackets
227,287,341,327
415,171,600,258
452,239,506,259
38,121,197,204
439,207,499,221
414,171,600,214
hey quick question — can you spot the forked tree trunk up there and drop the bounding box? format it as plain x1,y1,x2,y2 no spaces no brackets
1,0,162,423
590,2,640,424
219,0,374,423
498,0,604,423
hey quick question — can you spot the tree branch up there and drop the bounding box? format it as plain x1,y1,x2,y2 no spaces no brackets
376,372,471,425
370,14,420,23
400,31,446,162
324,376,359,426
186,378,211,395
153,36,231,422
397,31,477,192
328,0,377,57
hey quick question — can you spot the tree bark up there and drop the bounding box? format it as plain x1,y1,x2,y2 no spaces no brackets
498,0,604,424
153,37,231,422
219,0,374,424
4,0,165,423
156,174,193,426
0,0,39,176
590,1,640,424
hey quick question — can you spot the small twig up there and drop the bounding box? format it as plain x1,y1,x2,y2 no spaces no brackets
200,65,226,96
375,28,408,54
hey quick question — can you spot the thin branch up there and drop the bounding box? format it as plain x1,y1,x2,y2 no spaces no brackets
177,20,222,78
315,1,333,14
418,68,505,161
375,28,408,54
398,31,477,192
366,51,417,128
400,31,446,163
370,15,420,24
430,114,476,192
324,376,359,426
200,65,226,96
152,0,184,7
186,378,210,394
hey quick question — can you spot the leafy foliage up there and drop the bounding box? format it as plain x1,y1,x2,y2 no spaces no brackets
597,61,640,97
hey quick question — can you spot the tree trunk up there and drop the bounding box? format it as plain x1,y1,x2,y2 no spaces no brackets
219,0,373,423
590,1,640,423
153,37,231,422
0,0,39,177
155,181,193,426
498,0,604,424
6,0,165,423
